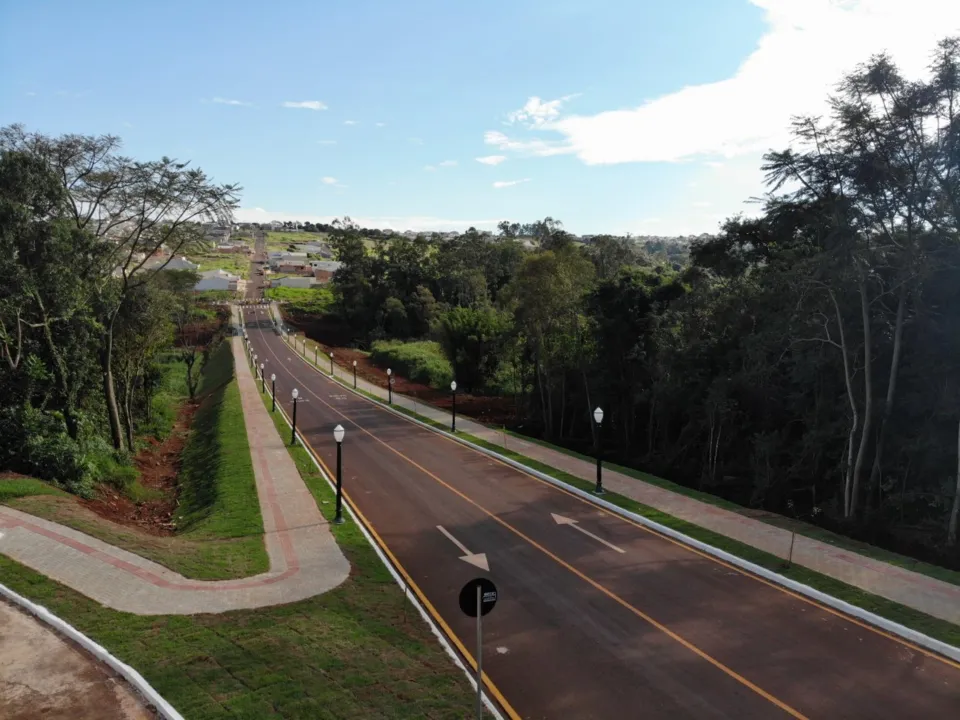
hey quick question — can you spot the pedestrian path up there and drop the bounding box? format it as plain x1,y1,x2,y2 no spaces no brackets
0,336,349,615
275,317,960,626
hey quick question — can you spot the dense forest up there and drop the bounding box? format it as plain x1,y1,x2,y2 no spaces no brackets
320,40,960,566
0,125,238,495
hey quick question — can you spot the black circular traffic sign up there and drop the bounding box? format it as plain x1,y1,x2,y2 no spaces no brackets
459,577,498,618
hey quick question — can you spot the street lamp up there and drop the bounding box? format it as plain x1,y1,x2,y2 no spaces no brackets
450,380,457,432
291,388,300,446
314,345,318,365
259,363,265,392
333,424,346,524
387,368,393,404
270,373,277,412
253,353,258,369
593,406,605,495
329,352,334,376
352,360,357,389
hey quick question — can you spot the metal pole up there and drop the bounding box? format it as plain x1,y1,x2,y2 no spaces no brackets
475,586,483,719
330,354,334,375
335,441,344,524
291,399,298,446
314,346,318,365
388,380,393,404
353,365,357,389
261,370,265,393
452,390,457,433
271,380,276,412
594,423,604,494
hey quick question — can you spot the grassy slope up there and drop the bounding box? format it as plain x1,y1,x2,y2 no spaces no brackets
191,252,251,279
0,358,476,720
7,341,269,581
369,340,452,389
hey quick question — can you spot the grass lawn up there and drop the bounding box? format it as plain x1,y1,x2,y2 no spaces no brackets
265,231,329,249
191,252,251,279
267,286,335,314
7,341,269,581
369,340,452,389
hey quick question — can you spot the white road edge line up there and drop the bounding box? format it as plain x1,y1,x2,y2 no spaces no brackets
0,582,184,720
270,315,960,666
242,310,507,720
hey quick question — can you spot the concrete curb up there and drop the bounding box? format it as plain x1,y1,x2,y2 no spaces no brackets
259,371,507,720
279,334,960,666
0,582,184,720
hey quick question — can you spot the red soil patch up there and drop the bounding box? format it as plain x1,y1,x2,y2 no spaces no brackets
284,314,519,427
80,400,199,536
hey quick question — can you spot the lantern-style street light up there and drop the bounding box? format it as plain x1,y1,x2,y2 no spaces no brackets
387,368,393,404
333,424,346,524
352,360,358,389
593,406,604,494
291,388,300,446
270,373,276,412
450,380,457,432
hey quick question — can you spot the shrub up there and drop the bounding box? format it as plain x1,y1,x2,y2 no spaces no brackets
369,340,453,389
436,306,512,393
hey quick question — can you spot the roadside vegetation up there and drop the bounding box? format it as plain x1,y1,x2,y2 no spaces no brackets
6,339,269,580
369,340,452,389
266,285,335,314
189,251,250,279
289,40,960,572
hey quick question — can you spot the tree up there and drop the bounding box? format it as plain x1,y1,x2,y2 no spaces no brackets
0,125,240,450
437,306,512,393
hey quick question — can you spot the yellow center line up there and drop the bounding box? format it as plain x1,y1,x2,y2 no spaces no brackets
248,308,807,720
256,306,960,674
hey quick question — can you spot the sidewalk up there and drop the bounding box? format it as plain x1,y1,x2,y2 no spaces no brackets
276,320,960,626
0,336,349,615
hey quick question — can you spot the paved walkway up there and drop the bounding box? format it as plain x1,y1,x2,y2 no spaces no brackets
272,306,960,626
0,335,349,615
0,599,153,720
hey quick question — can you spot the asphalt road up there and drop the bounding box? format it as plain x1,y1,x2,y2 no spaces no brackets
242,304,960,719
244,231,266,301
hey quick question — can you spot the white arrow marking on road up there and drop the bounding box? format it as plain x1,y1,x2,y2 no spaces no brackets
437,525,490,571
551,513,625,554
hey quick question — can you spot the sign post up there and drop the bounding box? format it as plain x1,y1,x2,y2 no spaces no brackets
459,577,498,719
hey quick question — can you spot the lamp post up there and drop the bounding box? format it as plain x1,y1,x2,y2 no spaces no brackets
593,406,604,494
450,380,457,432
329,352,334,376
260,363,265,393
387,368,393,404
333,424,345,524
270,373,276,412
314,345,318,365
291,389,300,445
253,353,258,370
352,360,357,389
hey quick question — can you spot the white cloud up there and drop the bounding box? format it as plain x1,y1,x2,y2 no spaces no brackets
212,97,251,106
376,122,386,127
25,91,36,97
234,207,498,232
321,177,346,188
484,130,572,158
282,100,327,110
504,1,960,165
476,155,507,166
317,140,337,145
344,120,359,125
493,178,531,189
438,160,458,167
506,94,579,127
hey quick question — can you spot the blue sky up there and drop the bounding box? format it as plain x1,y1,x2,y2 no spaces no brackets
2,1,958,234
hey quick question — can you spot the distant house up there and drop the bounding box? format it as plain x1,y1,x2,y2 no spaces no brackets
268,252,308,269
272,276,316,289
277,262,311,275
295,242,332,257
309,260,342,284
216,242,251,254
143,255,199,272
195,269,244,292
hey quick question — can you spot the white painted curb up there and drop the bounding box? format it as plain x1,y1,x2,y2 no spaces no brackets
0,582,184,719
279,334,960,666
245,334,506,720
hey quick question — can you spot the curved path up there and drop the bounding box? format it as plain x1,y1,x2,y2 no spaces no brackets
0,336,349,615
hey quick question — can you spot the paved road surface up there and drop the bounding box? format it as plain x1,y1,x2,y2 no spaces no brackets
245,229,266,301
0,600,153,720
241,304,960,720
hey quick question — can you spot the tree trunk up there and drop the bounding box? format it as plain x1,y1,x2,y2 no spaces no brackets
101,314,125,451
949,421,960,547
850,272,874,519
829,289,859,519
866,279,907,510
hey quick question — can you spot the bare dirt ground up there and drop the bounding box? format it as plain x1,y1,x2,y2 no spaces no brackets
0,600,155,720
80,400,199,535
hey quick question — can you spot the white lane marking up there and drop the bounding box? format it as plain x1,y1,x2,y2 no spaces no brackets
551,513,626,554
